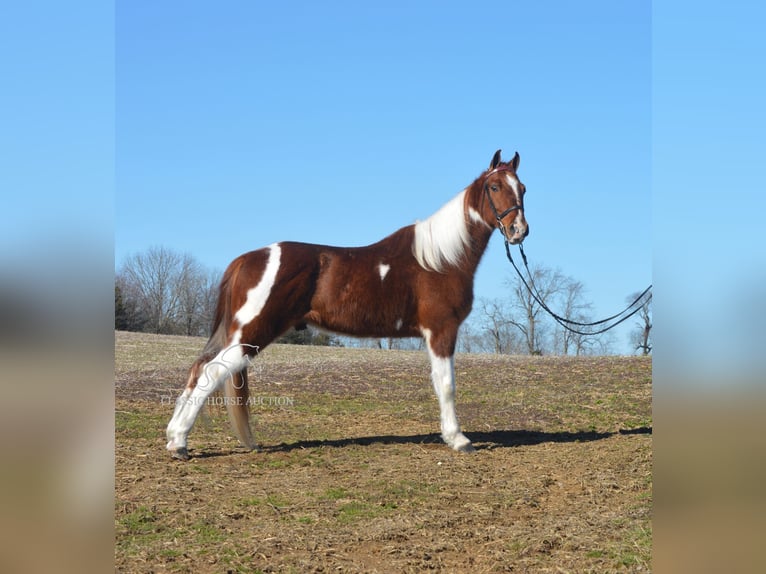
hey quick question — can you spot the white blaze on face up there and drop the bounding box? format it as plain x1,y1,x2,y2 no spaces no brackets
505,173,521,208
378,263,390,281
505,173,525,233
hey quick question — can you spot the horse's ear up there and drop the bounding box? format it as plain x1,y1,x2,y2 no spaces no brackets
511,151,520,171
489,149,502,170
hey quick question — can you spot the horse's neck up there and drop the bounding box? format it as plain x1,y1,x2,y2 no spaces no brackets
464,218,494,272
462,180,496,272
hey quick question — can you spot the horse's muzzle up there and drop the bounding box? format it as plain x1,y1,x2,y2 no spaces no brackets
507,222,529,245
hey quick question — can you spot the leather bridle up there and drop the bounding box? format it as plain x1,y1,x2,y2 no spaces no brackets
483,166,523,239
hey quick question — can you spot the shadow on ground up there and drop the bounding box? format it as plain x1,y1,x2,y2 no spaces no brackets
188,427,652,458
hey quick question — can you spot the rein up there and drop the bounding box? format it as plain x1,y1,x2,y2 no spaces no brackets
502,238,652,336
483,163,651,336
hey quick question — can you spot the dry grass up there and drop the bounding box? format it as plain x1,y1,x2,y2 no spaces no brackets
115,330,652,573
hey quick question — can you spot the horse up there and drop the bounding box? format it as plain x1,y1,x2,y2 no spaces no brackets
166,149,529,460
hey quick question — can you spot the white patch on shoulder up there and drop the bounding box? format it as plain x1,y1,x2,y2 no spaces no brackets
412,189,470,272
234,243,282,327
395,318,403,331
378,263,390,280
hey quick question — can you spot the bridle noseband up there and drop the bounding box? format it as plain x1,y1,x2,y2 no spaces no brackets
483,166,523,238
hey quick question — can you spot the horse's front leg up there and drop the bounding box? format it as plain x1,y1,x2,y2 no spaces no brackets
423,328,474,453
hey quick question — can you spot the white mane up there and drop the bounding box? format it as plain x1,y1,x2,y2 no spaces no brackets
412,190,471,272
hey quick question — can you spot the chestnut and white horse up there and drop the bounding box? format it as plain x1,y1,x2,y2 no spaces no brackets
166,150,528,459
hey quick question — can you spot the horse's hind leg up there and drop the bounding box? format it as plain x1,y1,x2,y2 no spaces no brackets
165,344,248,460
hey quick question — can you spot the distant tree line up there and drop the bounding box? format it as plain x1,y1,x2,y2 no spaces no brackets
115,246,220,336
456,265,651,356
116,246,650,354
115,246,341,345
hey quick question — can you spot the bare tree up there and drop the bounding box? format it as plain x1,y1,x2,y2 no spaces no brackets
175,255,222,336
118,246,181,333
628,291,652,355
117,246,221,336
198,268,222,332
456,320,480,353
460,267,610,356
457,314,504,354
114,281,147,331
554,278,598,356
506,265,567,355
476,297,519,354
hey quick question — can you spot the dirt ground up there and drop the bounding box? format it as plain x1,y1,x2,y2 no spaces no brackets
115,331,652,573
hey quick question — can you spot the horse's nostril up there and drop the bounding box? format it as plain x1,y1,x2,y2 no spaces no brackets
510,223,529,240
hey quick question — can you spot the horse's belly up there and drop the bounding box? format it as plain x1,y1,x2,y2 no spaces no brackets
305,299,417,338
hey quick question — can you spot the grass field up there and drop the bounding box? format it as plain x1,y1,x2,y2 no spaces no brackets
115,330,652,573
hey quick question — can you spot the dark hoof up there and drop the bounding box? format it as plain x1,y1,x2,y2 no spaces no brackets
170,447,189,461
450,435,476,453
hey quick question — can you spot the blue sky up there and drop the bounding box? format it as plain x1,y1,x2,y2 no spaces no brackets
0,2,761,368
115,1,650,353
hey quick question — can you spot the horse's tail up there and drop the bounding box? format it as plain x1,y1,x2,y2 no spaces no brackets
202,257,257,451
200,259,238,360
225,367,256,451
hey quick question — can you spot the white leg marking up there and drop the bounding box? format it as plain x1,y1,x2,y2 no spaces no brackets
166,244,280,457
166,387,191,435
378,263,390,281
166,345,247,452
234,243,282,327
421,328,474,452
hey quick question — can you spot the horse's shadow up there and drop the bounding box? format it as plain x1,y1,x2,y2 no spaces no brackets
191,427,651,458
265,427,651,453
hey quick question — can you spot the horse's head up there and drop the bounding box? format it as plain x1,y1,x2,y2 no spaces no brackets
482,149,529,245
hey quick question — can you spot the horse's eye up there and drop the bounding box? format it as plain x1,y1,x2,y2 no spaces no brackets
491,185,498,193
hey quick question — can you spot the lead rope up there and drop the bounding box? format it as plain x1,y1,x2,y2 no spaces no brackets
503,239,652,336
